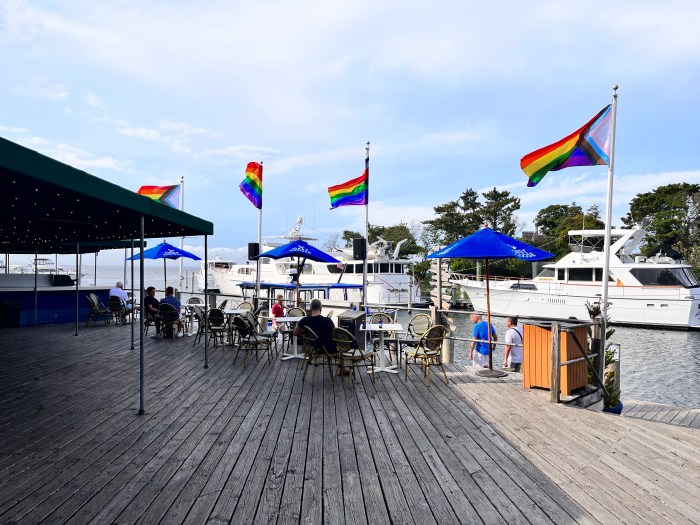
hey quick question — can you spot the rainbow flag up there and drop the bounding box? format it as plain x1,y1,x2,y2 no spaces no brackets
240,162,263,209
328,162,368,209
136,185,180,208
521,105,612,187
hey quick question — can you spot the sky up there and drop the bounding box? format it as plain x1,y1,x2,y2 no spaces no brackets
2,0,700,267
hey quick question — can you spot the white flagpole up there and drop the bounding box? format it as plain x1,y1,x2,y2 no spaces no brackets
601,85,619,353
179,176,184,292
256,162,263,308
363,142,369,314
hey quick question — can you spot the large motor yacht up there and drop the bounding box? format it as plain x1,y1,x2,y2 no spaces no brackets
452,228,700,328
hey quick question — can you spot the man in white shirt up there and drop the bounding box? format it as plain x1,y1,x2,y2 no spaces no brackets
503,316,523,372
108,281,132,311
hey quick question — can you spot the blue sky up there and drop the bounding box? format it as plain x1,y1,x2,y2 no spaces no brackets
2,0,700,266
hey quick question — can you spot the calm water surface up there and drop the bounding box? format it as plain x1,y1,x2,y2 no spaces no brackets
395,309,700,408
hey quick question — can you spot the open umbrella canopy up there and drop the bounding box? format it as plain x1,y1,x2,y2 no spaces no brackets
426,226,553,261
126,242,201,261
255,239,339,263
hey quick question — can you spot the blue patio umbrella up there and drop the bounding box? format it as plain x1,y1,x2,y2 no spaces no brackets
255,240,340,306
127,241,201,292
427,226,553,376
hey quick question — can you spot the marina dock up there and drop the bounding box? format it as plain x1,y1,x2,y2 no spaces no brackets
1,325,698,524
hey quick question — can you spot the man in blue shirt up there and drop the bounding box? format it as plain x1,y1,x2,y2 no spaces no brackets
160,286,183,336
468,313,497,368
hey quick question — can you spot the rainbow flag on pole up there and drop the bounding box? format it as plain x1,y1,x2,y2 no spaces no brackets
136,185,181,208
521,105,612,187
240,162,263,209
328,162,368,209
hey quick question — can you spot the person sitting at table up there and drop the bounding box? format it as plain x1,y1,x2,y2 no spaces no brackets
144,286,162,337
271,294,285,324
109,281,132,311
161,286,183,336
294,299,348,375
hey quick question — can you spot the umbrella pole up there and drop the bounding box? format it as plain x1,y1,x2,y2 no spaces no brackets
476,257,507,378
164,258,166,293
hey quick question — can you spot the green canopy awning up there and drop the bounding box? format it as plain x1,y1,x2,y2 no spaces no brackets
0,136,213,253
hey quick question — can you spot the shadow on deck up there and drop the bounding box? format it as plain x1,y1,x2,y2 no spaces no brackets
0,324,698,524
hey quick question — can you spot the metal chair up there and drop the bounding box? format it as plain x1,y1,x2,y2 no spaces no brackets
85,295,110,327
301,325,337,385
206,308,227,346
191,305,206,345
238,301,253,311
108,295,130,325
333,327,375,387
398,313,433,366
403,325,449,386
369,312,397,362
158,303,180,339
231,315,272,366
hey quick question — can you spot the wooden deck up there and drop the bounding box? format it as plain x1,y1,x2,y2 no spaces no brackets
0,324,698,525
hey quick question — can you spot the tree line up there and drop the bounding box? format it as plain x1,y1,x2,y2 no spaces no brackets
326,182,700,288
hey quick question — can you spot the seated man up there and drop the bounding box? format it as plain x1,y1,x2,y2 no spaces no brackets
109,281,132,311
294,299,347,375
144,286,162,337
160,286,183,336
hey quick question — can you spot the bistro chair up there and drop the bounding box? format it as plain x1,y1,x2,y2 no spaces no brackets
369,312,397,362
281,306,306,352
85,295,110,327
333,327,375,387
238,301,253,311
217,299,228,310
108,295,130,325
158,303,180,339
301,325,337,385
397,313,433,366
403,325,449,387
206,308,227,347
232,315,272,366
191,305,207,346
245,310,278,354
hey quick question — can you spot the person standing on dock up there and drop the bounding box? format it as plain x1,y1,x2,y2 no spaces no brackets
502,316,523,372
271,294,285,324
468,313,497,368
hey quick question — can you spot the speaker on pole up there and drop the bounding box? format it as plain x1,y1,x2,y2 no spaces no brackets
248,242,260,260
353,238,367,260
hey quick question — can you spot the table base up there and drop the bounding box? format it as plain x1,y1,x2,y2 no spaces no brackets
368,364,399,374
281,353,306,361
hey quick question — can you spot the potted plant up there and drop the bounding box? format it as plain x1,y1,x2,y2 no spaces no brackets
586,303,622,413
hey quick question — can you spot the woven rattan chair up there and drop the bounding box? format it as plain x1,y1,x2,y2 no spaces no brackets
232,315,272,366
403,325,449,386
108,295,130,325
158,303,180,339
301,325,337,385
206,308,227,346
333,327,374,387
85,295,110,327
369,312,397,362
398,313,433,366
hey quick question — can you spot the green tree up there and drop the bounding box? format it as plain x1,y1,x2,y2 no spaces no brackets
534,203,583,237
341,230,361,248
423,188,483,244
369,223,422,257
480,187,520,235
621,183,700,256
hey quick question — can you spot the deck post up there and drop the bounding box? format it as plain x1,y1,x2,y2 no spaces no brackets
591,318,604,388
440,311,454,364
550,322,560,403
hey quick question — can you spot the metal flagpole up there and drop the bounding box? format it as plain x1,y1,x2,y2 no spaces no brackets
600,85,619,355
362,142,369,314
179,176,184,294
255,162,263,309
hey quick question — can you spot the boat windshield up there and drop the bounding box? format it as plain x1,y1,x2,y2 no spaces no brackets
629,267,700,288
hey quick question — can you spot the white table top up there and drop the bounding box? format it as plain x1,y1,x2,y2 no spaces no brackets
223,308,248,315
275,316,303,322
362,323,403,331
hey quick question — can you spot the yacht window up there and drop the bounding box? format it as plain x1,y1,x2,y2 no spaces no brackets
510,283,537,290
630,268,700,288
536,268,555,279
568,268,593,281
367,263,376,273
327,264,343,274
380,263,390,273
557,268,566,281
593,268,615,282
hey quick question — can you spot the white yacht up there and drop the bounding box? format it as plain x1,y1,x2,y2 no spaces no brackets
452,228,700,328
26,257,67,275
206,220,423,308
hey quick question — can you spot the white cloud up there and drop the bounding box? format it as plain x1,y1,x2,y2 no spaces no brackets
44,143,133,172
202,145,281,160
157,119,209,135
0,125,29,133
84,92,106,109
115,127,162,140
12,76,69,100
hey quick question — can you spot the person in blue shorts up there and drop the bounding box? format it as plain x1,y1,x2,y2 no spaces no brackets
468,313,497,368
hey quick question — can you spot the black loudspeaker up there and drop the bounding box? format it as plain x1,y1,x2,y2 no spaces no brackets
248,242,260,260
353,237,367,260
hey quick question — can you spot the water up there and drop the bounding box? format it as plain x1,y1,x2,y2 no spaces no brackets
74,264,201,293
394,309,700,408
